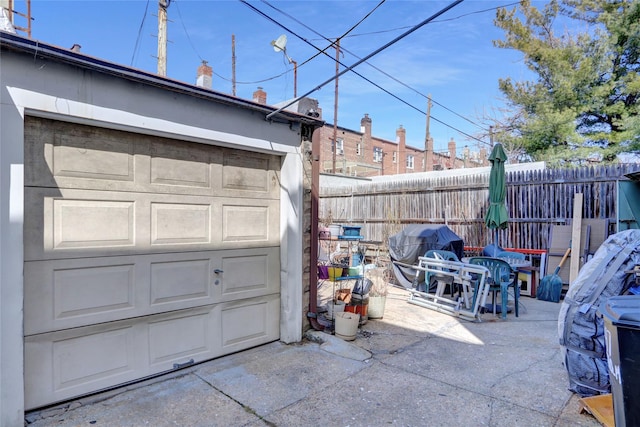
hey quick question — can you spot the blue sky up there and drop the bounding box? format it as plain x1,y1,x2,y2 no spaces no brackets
22,0,542,155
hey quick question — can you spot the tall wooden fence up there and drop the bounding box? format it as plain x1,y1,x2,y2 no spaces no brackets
319,164,640,251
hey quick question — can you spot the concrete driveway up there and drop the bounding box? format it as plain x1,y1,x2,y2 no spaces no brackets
26,286,602,426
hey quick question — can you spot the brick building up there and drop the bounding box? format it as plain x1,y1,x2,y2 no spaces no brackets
318,114,487,177
254,87,487,177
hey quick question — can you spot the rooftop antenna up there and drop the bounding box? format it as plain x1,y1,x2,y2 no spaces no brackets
271,34,297,98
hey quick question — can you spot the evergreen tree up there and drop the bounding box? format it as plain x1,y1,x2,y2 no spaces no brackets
493,0,640,165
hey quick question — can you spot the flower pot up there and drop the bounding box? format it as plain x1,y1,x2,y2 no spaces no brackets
368,295,387,319
318,265,329,280
328,267,343,281
334,312,360,341
348,293,369,325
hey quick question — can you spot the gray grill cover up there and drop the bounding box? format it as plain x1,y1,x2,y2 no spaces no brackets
388,224,464,289
558,229,640,396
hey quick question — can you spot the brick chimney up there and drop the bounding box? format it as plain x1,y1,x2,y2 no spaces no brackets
360,114,372,139
253,87,267,105
196,60,212,89
448,138,457,169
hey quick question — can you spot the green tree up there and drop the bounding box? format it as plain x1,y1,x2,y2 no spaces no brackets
492,0,640,165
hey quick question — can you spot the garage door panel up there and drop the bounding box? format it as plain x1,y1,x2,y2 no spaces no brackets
150,258,212,305
25,189,280,261
221,295,280,353
24,248,278,335
149,139,218,190
24,305,232,410
221,200,279,246
25,117,281,200
151,202,211,245
53,264,135,319
52,133,136,182
24,324,142,410
222,151,280,198
24,117,140,189
24,258,141,336
24,188,143,261
220,252,280,301
148,312,213,366
53,327,136,390
53,199,135,249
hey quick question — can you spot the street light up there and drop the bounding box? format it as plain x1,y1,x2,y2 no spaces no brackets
271,34,297,98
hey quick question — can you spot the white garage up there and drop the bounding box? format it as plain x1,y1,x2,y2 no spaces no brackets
0,32,319,423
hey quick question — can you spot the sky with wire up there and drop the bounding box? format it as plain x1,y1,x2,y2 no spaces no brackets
25,0,540,155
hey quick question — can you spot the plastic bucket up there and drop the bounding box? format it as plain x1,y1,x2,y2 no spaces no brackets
326,300,345,318
368,296,386,319
334,312,359,341
328,267,343,281
318,265,329,280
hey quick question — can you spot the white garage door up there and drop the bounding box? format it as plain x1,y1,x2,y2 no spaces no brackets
23,117,282,410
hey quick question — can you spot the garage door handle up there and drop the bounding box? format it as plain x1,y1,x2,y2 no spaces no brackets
173,359,194,370
214,269,223,274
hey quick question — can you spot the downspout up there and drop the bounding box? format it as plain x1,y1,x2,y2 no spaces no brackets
308,127,324,330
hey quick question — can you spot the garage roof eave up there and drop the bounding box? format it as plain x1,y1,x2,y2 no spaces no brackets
0,32,325,128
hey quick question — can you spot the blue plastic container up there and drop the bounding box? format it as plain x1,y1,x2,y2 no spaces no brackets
342,226,362,237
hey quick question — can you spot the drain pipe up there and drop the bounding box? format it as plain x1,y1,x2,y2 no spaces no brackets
308,127,324,331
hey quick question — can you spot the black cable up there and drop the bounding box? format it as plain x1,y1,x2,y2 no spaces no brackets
174,0,203,62
246,1,488,145
263,0,484,130
220,0,509,135
261,0,465,118
130,0,150,66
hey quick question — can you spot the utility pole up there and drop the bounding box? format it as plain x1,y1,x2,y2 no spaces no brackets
291,58,298,98
424,94,432,172
331,38,341,174
489,125,494,149
157,0,168,76
232,34,237,96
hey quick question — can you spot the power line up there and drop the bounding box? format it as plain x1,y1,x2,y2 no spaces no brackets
174,0,203,62
250,1,489,145
325,2,521,40
262,0,466,118
130,0,151,66
276,1,502,130
277,1,521,131
169,0,488,144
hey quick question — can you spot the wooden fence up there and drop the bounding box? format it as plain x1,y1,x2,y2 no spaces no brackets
319,164,640,251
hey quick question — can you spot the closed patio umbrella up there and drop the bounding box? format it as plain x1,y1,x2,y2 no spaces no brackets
484,143,509,255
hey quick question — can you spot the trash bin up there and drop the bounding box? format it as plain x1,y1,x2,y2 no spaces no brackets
598,295,640,427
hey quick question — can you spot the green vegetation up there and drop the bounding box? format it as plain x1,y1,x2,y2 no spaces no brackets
492,0,640,165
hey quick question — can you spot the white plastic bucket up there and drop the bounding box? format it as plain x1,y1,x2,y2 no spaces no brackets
334,312,360,341
326,300,345,318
